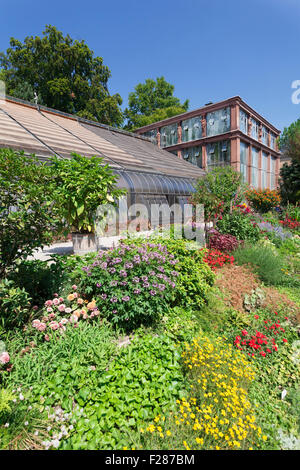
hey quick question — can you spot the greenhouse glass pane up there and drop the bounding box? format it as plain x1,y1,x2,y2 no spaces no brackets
251,118,259,140
240,109,248,134
262,126,268,146
240,141,248,183
160,123,178,147
251,147,259,188
206,107,230,137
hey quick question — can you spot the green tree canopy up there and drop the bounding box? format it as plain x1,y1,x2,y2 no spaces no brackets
0,25,123,127
279,119,300,163
124,77,189,130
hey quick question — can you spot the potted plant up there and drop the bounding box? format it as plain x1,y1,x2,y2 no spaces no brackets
50,153,125,254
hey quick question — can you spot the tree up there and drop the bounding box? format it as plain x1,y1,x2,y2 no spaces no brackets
278,119,300,204
0,148,65,278
124,77,189,130
279,119,300,163
279,160,300,205
0,25,123,127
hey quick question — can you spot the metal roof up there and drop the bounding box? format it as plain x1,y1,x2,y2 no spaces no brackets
0,97,205,190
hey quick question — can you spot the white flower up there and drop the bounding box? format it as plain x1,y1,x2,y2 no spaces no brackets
4,423,9,428
52,439,60,448
19,393,24,401
24,421,29,426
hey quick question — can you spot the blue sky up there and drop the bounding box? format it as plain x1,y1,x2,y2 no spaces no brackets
0,0,299,132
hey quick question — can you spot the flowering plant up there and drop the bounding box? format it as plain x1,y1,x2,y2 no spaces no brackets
79,242,179,329
202,249,234,270
246,189,281,214
279,215,300,232
0,341,10,371
234,311,290,358
31,285,100,340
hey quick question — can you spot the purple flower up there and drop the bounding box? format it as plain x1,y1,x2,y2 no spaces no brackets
133,289,141,294
110,280,118,287
109,267,116,274
158,284,166,291
150,290,156,296
143,282,150,288
110,297,118,303
133,277,140,283
96,282,102,288
101,262,108,269
122,296,130,302
125,262,133,269
119,270,128,278
101,294,108,300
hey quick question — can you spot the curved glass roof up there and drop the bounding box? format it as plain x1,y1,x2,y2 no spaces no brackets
114,170,196,196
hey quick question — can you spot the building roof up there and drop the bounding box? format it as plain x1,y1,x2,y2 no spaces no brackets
134,96,281,135
0,96,205,184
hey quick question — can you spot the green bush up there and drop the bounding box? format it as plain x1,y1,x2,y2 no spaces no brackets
9,259,66,307
0,279,31,330
233,244,286,286
78,242,180,329
191,166,245,221
0,149,64,278
216,210,261,242
125,237,215,311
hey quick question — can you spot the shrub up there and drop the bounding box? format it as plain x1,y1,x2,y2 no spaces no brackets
0,279,31,330
124,237,215,311
207,230,240,253
9,259,66,307
191,166,245,222
246,189,281,213
49,153,125,234
0,149,64,278
279,215,300,232
216,210,261,242
78,242,180,329
233,244,286,286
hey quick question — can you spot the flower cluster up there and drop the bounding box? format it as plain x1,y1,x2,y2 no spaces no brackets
80,242,179,328
234,312,289,358
144,335,266,450
202,249,234,271
32,285,100,340
279,215,300,231
234,203,252,215
246,189,281,214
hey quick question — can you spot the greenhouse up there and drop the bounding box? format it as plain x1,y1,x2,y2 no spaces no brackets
0,96,205,226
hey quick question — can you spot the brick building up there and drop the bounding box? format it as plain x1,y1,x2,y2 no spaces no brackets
135,96,281,190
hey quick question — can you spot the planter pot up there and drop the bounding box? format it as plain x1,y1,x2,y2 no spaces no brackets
71,232,97,255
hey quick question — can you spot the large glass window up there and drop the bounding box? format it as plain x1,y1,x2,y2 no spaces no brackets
261,152,268,189
206,140,230,168
251,118,259,140
142,129,157,144
262,126,268,146
270,156,276,189
160,123,178,147
182,146,202,168
240,141,249,183
181,116,202,142
251,147,259,188
240,109,248,134
206,107,231,137
270,132,276,150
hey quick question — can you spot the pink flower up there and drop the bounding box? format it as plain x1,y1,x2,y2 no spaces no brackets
72,285,77,290
32,319,41,328
0,352,10,364
53,298,60,306
45,300,53,307
73,293,78,299
44,334,50,342
58,304,66,312
65,307,72,314
59,297,64,303
70,314,78,323
49,321,59,330
77,298,84,305
33,305,39,311
60,318,69,325
37,322,47,332
47,307,53,313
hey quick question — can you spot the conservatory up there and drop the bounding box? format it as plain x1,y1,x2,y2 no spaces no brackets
0,96,204,232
